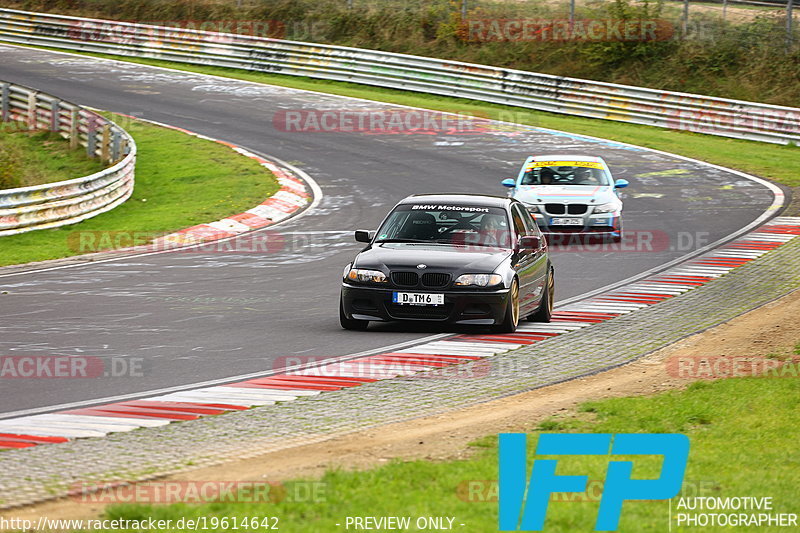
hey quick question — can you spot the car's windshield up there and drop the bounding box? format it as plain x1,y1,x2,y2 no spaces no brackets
520,160,610,186
375,204,512,248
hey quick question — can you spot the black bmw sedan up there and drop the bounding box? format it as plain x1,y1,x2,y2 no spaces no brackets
340,194,554,333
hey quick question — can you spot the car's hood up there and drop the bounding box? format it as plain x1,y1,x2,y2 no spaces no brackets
513,185,617,204
354,243,510,273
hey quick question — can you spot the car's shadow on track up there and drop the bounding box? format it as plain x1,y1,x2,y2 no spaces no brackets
350,321,513,335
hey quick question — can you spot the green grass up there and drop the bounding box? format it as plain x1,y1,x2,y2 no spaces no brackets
16,47,800,189
0,123,105,189
100,376,800,532
0,114,279,266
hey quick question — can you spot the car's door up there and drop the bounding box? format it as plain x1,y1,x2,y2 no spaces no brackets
512,203,549,312
509,203,537,311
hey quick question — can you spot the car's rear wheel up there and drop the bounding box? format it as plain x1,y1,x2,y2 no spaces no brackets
528,267,554,322
340,295,369,330
493,279,520,333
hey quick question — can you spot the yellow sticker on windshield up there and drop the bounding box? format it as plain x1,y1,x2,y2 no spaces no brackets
525,161,604,170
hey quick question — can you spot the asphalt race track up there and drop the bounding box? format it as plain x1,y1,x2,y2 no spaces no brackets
0,45,778,415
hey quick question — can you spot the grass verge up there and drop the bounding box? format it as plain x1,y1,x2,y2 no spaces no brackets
0,114,279,267
12,47,800,190
0,123,105,189
103,374,800,532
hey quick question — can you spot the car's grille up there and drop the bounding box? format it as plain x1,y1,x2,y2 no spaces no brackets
545,203,588,215
391,271,419,287
388,304,452,320
421,273,450,288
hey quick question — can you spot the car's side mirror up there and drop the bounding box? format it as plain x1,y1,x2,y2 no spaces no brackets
501,178,516,188
614,179,629,189
518,235,540,250
354,230,374,243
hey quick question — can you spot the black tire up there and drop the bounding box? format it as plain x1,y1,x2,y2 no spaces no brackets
340,296,368,330
493,278,520,333
528,267,554,323
607,221,623,243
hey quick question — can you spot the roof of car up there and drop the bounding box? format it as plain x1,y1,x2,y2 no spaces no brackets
399,194,512,208
527,154,605,163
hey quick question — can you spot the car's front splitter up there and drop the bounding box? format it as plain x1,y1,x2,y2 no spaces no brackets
341,283,511,325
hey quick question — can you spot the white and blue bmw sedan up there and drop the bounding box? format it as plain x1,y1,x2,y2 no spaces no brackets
502,155,628,242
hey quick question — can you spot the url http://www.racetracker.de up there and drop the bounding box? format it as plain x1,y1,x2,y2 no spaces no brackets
0,516,280,531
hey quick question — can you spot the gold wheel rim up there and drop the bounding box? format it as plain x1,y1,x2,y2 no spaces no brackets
511,281,520,326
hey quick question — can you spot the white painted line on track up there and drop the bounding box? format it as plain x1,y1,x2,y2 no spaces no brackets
151,394,268,407
0,424,106,438
48,414,170,427
6,416,138,433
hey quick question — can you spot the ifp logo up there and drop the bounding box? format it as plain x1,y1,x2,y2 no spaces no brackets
498,433,689,531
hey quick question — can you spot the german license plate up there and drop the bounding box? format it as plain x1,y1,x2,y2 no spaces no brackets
551,217,583,226
393,292,444,306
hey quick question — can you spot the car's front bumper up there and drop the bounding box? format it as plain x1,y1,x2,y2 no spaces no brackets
531,212,622,241
341,283,511,325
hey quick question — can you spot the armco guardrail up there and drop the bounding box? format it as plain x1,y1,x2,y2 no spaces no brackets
0,8,798,145
0,81,135,236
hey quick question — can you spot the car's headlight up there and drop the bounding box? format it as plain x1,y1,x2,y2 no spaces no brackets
454,273,503,287
523,203,540,213
346,268,387,283
593,202,619,214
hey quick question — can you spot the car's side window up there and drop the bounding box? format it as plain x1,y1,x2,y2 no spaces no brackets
517,204,540,236
510,204,528,237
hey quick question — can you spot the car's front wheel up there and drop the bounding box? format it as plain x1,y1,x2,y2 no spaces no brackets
528,267,554,322
607,220,623,243
493,279,520,333
339,295,369,330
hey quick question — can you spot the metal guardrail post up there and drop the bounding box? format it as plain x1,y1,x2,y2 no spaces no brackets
27,90,36,130
682,0,690,38
50,99,59,132
101,124,111,162
1,82,8,122
111,130,121,161
69,107,78,150
86,123,97,159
